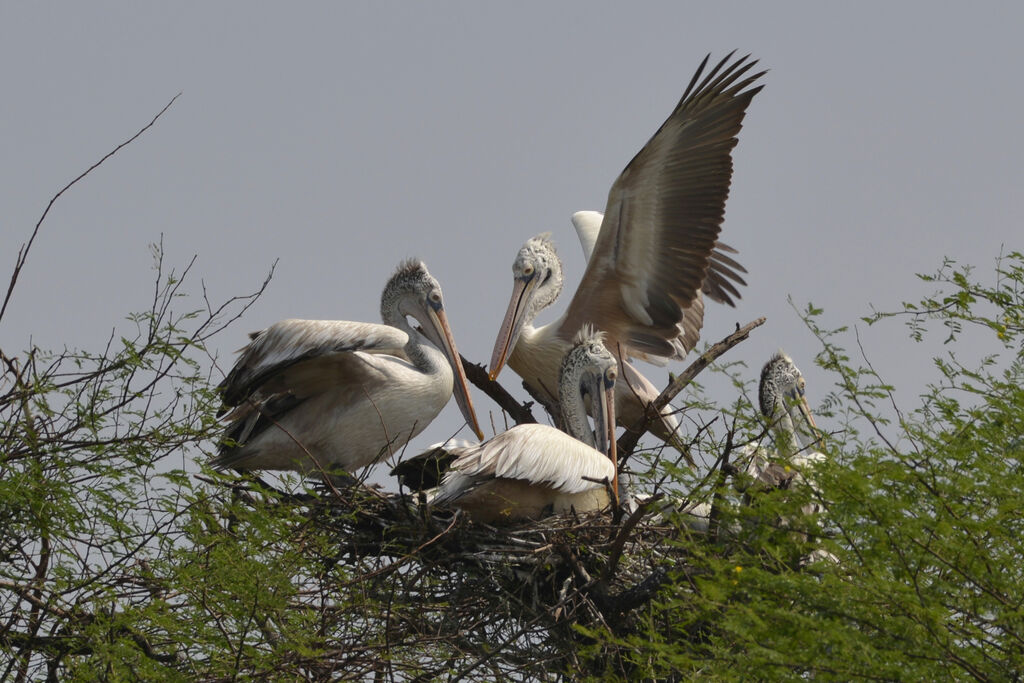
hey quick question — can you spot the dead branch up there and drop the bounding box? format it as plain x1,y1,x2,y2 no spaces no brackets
0,94,181,326
617,316,766,457
460,354,537,426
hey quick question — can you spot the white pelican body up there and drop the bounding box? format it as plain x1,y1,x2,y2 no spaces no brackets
214,261,482,477
431,328,618,522
489,53,763,453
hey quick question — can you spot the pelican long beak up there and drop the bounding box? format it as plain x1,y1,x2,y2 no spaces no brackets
488,275,537,381
591,377,619,506
793,395,822,452
606,383,619,506
425,307,485,440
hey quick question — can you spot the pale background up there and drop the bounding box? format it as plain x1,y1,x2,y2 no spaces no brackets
3,3,1021,477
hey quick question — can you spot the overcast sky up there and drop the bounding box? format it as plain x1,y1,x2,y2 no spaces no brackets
3,3,1022,474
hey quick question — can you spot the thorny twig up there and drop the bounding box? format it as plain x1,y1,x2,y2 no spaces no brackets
0,94,181,326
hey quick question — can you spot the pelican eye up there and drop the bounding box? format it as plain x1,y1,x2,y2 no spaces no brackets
522,264,535,277
607,367,618,382
428,291,442,306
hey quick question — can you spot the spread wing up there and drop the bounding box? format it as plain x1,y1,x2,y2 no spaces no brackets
571,210,746,363
560,52,763,360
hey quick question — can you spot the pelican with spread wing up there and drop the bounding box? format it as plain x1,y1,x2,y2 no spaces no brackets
213,260,483,478
488,53,762,452
429,327,618,523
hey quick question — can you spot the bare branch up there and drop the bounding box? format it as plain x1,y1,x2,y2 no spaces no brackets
0,94,181,326
460,354,537,426
617,316,766,456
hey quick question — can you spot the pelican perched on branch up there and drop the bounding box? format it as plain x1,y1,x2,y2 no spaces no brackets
661,351,825,533
488,52,763,452
758,351,820,453
213,260,483,478
736,350,824,507
429,327,618,523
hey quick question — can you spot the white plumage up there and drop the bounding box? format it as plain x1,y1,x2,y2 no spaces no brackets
436,424,617,497
488,53,762,454
430,328,618,522
213,261,482,478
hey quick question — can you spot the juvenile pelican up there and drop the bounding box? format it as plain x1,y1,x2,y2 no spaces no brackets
736,350,824,510
213,260,483,478
655,351,824,533
429,328,618,523
489,53,763,452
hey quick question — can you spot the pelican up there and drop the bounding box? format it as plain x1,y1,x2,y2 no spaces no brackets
654,351,824,533
213,260,483,478
758,351,820,453
428,327,618,523
488,53,763,452
735,350,824,511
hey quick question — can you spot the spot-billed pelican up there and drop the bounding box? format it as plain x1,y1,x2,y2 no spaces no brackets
428,327,618,523
733,351,833,561
735,350,824,512
213,260,483,478
488,53,763,453
571,209,746,446
655,351,825,533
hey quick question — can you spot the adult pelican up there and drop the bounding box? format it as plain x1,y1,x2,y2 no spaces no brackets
213,260,483,478
428,327,618,523
488,52,763,452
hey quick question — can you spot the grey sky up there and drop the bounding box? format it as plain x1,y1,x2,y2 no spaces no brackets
3,4,1022,471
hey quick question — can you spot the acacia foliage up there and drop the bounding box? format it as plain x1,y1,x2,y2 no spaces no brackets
585,253,1024,681
4,250,1023,680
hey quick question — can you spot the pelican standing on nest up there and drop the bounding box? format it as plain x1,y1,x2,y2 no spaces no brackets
488,53,763,454
429,327,618,523
213,260,483,478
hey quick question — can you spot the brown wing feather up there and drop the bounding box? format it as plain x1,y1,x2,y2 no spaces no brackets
219,319,407,408
216,352,381,459
561,52,763,358
703,240,748,306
